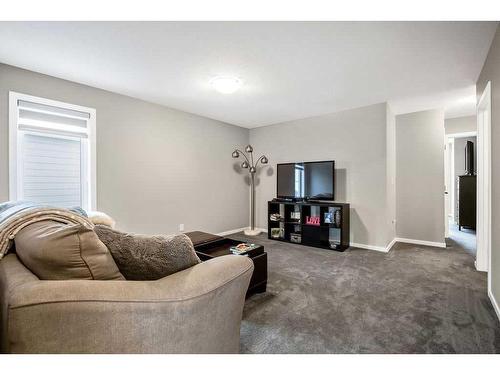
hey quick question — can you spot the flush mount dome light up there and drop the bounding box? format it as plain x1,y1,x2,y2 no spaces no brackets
210,76,242,94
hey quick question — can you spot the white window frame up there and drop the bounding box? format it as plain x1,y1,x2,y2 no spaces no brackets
9,91,97,211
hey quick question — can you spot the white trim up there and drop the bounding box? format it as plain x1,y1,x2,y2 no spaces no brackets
217,227,251,236
217,227,268,236
8,92,18,201
488,289,500,323
17,101,90,121
87,109,97,211
350,242,389,252
13,92,95,114
385,238,397,252
444,137,450,238
450,138,455,222
351,239,397,253
446,131,477,139
8,91,97,211
395,237,446,248
476,81,491,274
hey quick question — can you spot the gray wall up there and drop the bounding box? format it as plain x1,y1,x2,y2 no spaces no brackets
453,136,477,223
396,109,445,244
445,116,476,135
249,103,391,249
0,63,250,235
477,24,500,312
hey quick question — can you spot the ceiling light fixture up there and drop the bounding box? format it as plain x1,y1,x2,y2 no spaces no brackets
210,76,242,94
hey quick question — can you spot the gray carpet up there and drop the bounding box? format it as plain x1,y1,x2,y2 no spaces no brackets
449,218,476,257
228,233,500,353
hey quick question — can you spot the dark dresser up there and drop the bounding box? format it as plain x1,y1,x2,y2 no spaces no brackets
457,175,476,230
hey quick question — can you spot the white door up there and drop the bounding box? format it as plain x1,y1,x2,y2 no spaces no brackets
444,139,453,237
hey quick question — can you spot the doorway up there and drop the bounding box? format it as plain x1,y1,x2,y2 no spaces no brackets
445,132,477,257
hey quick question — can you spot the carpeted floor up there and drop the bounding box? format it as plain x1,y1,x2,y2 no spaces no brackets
228,232,500,353
448,218,476,257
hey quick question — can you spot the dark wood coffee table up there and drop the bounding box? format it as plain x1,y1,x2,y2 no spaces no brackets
185,231,267,297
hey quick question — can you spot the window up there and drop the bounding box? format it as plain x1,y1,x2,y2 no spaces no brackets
9,92,96,211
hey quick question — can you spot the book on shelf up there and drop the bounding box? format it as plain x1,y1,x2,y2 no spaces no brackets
269,213,283,221
230,243,259,255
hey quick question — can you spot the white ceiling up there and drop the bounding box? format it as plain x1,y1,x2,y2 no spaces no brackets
0,22,497,128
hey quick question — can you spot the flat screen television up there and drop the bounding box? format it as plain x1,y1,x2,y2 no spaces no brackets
277,161,335,201
465,140,475,175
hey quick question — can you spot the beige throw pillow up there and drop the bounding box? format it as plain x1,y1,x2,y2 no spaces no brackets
14,220,125,280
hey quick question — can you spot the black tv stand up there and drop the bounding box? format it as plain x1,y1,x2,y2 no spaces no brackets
273,197,308,203
268,200,350,251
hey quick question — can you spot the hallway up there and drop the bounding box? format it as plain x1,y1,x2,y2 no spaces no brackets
448,217,476,257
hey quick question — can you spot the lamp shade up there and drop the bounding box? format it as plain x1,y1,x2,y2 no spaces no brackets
241,161,249,168
232,150,240,158
245,145,253,153
261,156,268,164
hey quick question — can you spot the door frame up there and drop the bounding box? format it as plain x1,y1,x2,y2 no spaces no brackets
444,137,453,237
476,81,491,276
446,137,455,221
446,132,478,226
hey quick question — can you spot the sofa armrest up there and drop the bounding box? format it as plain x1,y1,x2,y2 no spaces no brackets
0,254,39,351
3,254,253,353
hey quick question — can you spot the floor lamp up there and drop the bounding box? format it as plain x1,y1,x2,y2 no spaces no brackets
232,145,269,236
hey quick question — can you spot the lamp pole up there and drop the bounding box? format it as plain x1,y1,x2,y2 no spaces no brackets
232,145,268,236
250,172,255,231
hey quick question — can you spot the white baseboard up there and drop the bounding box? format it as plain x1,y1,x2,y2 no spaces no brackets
488,289,500,323
217,230,444,253
217,227,268,236
395,237,446,248
350,242,389,252
385,238,397,252
217,227,249,236
350,238,398,253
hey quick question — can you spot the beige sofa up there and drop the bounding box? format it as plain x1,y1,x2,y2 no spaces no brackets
0,253,253,354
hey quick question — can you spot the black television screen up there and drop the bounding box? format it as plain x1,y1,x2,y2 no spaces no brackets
277,161,335,200
465,140,474,175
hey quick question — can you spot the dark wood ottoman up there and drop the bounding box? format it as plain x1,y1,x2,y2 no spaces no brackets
185,231,267,297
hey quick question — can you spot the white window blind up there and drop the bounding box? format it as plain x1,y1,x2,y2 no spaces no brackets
21,133,82,207
9,92,96,210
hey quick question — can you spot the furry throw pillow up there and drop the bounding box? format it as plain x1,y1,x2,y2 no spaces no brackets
94,225,201,280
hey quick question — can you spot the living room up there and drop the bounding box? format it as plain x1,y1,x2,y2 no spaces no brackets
1,2,500,373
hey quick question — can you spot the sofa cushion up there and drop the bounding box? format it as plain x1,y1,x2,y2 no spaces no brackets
14,220,125,280
94,225,201,280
